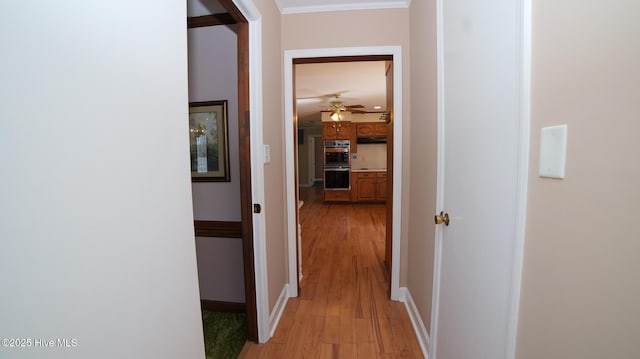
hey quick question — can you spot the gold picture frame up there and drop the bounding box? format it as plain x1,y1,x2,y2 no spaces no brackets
189,100,230,182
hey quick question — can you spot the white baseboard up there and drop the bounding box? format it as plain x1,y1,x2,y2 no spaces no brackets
269,284,290,338
400,287,430,358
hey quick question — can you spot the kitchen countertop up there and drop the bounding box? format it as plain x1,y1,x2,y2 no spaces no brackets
351,168,387,172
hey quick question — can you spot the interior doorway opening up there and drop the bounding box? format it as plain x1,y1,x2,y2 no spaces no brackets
294,57,393,295
186,0,258,343
284,48,404,302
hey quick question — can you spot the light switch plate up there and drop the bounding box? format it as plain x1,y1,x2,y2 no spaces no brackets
539,124,568,179
264,144,271,164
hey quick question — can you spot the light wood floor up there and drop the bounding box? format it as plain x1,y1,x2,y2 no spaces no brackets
239,185,423,358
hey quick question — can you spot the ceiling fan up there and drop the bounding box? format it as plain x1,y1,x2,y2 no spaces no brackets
327,93,367,114
297,91,366,112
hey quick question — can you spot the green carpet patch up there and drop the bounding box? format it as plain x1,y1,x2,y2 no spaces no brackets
202,310,247,359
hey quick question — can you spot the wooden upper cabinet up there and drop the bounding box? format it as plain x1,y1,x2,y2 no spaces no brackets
374,123,388,136
356,122,387,137
356,123,376,137
323,121,351,140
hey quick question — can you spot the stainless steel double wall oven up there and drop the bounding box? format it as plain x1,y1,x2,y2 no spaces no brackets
323,140,350,190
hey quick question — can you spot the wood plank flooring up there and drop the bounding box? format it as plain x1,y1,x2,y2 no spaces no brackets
239,185,423,358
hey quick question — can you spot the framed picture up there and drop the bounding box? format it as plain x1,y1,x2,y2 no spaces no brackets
189,100,230,182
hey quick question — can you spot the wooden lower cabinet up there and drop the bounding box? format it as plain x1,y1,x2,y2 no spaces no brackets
324,189,351,202
376,172,387,201
356,173,376,201
324,171,387,202
353,171,386,202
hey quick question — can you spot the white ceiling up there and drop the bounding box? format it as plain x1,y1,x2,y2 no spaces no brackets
275,0,411,14
296,61,387,128
188,0,411,16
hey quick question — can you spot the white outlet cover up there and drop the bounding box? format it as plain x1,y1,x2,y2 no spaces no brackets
539,124,568,179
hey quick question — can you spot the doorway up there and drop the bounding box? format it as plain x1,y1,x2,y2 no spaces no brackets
187,0,258,342
284,46,404,300
294,57,392,291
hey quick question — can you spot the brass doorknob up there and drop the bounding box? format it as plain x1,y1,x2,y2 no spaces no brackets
434,211,450,226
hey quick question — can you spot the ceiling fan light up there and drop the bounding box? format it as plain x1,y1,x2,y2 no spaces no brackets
330,110,340,121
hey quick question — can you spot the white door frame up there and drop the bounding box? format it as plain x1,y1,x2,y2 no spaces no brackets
284,46,404,300
429,0,531,357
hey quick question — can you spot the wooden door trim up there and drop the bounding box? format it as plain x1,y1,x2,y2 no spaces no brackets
216,0,257,342
194,220,242,238
293,55,393,64
384,60,394,296
187,13,235,28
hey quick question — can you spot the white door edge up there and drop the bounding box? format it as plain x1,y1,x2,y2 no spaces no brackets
429,0,446,355
504,0,532,357
429,0,531,357
283,46,404,301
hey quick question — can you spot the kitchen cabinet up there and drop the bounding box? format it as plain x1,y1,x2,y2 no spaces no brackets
352,122,387,154
356,122,387,137
324,189,351,202
376,172,387,201
356,172,377,201
353,171,387,202
323,121,351,140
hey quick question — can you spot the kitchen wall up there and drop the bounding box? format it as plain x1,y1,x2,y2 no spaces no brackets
188,24,245,303
189,25,241,222
516,1,640,358
282,6,412,287
352,143,387,170
408,0,438,334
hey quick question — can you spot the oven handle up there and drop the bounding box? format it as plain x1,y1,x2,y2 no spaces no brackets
324,168,350,172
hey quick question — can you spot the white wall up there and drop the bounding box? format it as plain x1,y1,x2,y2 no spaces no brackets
516,0,640,357
189,25,241,222
188,24,246,303
407,0,438,334
282,6,411,291
0,2,204,358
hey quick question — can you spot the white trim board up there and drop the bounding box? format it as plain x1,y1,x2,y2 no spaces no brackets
275,0,410,15
283,46,404,301
401,287,431,359
270,284,290,338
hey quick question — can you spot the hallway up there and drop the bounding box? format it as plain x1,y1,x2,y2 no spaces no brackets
240,185,423,358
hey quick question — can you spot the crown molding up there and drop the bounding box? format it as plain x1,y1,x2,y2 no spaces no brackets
275,0,410,15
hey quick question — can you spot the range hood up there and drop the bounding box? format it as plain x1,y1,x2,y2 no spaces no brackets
357,137,387,144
